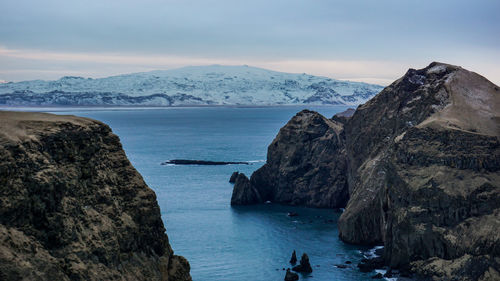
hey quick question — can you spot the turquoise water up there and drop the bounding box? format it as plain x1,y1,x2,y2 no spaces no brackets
51,107,378,281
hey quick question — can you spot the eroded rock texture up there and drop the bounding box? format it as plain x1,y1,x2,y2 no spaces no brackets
233,62,500,280
232,109,349,208
338,63,500,281
0,112,191,281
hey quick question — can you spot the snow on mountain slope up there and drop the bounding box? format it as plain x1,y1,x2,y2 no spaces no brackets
0,65,384,106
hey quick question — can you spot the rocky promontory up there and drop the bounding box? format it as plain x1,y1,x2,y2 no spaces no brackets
0,112,191,281
231,109,349,208
231,62,500,280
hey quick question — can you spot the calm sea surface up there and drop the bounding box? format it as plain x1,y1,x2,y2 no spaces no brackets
49,106,379,281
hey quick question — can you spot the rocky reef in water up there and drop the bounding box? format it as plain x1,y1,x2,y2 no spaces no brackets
231,62,500,280
0,112,191,281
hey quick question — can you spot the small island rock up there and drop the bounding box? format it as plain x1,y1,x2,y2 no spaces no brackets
284,268,299,281
292,253,313,273
290,250,297,265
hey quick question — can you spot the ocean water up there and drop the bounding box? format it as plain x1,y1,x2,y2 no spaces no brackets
50,106,380,281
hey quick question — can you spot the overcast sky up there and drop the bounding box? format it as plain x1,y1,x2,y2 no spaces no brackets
0,0,499,85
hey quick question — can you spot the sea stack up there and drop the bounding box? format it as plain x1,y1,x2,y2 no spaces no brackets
284,268,299,281
292,253,313,273
231,62,500,280
0,112,191,281
290,250,297,265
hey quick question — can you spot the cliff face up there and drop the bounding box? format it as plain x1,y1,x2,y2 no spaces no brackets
339,62,500,280
0,112,191,281
232,62,500,280
231,109,349,208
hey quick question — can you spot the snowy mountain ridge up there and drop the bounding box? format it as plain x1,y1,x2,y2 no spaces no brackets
0,65,384,106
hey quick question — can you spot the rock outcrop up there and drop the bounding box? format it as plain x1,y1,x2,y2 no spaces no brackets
231,110,349,208
0,111,191,281
290,250,297,265
229,171,239,183
284,268,299,281
231,62,500,280
338,62,500,280
230,173,262,205
292,253,312,273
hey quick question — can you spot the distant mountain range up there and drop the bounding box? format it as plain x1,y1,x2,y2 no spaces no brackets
0,65,384,106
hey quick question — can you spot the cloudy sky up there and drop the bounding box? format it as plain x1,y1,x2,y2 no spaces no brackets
1,0,499,85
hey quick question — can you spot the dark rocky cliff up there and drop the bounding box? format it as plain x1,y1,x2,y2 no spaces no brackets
231,109,349,208
0,112,191,281
231,62,500,280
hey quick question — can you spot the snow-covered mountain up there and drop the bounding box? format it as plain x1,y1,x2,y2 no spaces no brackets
0,65,383,106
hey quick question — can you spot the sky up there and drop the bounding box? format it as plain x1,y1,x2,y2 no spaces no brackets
0,0,499,85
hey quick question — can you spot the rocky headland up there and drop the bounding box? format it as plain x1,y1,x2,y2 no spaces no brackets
231,109,349,208
0,111,191,281
231,62,500,280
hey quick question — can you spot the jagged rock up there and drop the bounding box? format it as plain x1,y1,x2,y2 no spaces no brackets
383,269,393,278
284,268,299,281
230,173,262,205
411,254,500,281
338,62,500,276
331,107,356,124
229,171,239,183
0,112,191,281
357,257,385,272
232,62,500,280
292,253,313,273
290,250,297,265
371,273,383,279
231,109,349,208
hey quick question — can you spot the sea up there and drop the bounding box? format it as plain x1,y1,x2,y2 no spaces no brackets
44,106,384,281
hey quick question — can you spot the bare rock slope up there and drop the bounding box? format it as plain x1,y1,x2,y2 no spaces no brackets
232,62,500,280
0,111,191,281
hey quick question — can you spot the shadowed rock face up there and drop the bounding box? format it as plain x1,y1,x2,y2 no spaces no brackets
232,109,349,208
338,63,500,279
0,112,191,281
232,62,500,280
230,173,262,205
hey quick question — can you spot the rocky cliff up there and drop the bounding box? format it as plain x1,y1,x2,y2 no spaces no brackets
0,111,191,281
231,62,500,280
231,109,349,208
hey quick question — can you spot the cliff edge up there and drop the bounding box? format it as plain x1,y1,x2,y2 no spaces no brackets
0,111,191,281
232,62,500,280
